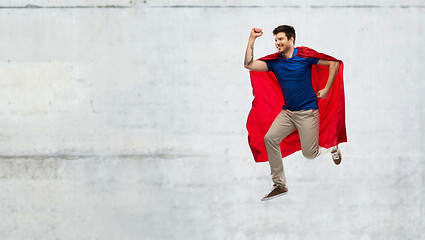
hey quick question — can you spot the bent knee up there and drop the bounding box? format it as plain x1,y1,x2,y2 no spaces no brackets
264,133,279,144
302,149,319,160
264,134,273,143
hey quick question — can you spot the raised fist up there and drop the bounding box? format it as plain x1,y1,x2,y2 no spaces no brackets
250,28,263,39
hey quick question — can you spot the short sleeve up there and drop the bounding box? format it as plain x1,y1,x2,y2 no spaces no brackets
264,60,274,72
310,58,319,65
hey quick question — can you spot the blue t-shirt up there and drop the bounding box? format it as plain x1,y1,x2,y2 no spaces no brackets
265,48,319,111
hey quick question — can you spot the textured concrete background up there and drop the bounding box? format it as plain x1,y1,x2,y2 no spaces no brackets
0,0,424,239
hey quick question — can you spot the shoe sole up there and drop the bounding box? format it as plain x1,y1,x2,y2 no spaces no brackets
261,191,288,201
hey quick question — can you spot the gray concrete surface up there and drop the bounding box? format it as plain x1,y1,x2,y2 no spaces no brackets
1,1,424,239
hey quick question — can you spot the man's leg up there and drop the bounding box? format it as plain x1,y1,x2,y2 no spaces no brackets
293,109,321,160
293,109,343,164
264,110,296,187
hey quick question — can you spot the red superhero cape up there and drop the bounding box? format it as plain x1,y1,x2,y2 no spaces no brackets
247,46,347,163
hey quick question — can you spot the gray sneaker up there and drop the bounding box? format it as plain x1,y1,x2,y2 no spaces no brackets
261,184,288,201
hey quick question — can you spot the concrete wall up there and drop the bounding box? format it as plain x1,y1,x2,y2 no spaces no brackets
1,1,424,239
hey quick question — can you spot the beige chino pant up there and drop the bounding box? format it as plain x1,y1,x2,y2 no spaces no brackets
264,109,321,187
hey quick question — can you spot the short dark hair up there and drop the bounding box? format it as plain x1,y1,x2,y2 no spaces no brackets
273,25,296,44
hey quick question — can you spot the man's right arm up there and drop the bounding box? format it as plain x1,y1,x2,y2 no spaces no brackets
244,28,268,72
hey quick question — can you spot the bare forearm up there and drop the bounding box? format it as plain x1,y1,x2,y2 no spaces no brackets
244,28,267,71
324,62,340,90
316,60,341,99
244,37,256,68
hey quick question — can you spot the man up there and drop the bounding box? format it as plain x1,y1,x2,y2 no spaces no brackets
244,25,346,201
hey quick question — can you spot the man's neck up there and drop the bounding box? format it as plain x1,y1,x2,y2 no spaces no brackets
281,47,295,59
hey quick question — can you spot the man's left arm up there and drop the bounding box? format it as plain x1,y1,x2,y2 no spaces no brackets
316,59,341,99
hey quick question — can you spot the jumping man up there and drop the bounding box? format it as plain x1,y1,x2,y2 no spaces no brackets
244,25,344,201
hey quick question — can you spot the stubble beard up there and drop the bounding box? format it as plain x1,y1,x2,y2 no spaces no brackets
277,45,288,54
276,45,284,53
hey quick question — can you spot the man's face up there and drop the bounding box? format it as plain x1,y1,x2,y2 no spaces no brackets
274,32,293,54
